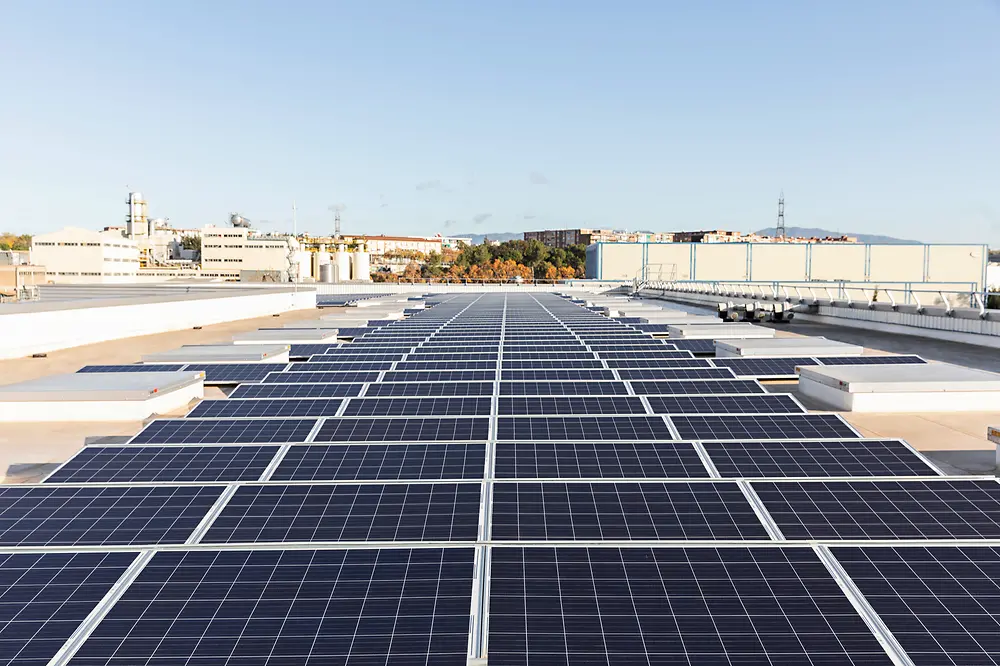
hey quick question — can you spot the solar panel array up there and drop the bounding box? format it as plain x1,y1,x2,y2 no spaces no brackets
11,292,985,664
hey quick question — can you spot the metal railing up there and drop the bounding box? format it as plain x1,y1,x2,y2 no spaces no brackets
640,279,997,318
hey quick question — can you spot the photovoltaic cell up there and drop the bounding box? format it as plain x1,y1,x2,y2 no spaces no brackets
497,396,646,415
44,445,279,483
708,357,819,377
71,548,475,665
494,442,709,479
703,440,941,478
645,394,805,414
202,483,481,543
229,383,362,399
501,359,605,370
628,379,766,395
76,365,185,373
381,370,496,383
0,551,139,666
263,371,381,383
603,358,712,369
187,398,343,418
130,418,317,444
271,443,486,481
832,546,1000,666
183,363,292,383
342,397,491,416
501,369,616,381
659,338,718,354
616,368,738,380
395,360,497,370
496,416,674,441
0,485,222,546
754,479,1000,540
488,547,893,665
817,355,927,365
363,381,495,397
287,344,340,357
314,417,490,442
287,361,395,372
490,482,769,540
499,381,629,396
669,414,858,440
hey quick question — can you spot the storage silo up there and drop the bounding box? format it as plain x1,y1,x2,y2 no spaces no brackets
319,262,334,283
352,243,371,281
335,244,351,282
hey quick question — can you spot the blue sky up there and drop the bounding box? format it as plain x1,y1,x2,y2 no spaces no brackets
1,1,998,244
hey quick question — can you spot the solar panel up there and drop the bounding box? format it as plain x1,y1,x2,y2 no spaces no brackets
494,441,710,479
501,352,593,360
70,548,475,665
229,382,363,399
593,350,694,359
499,381,630,396
342,397,491,416
646,394,805,414
271,443,486,481
0,551,139,666
708,357,820,377
832,545,1000,665
314,417,490,442
587,342,676,350
501,345,590,352
76,364,185,373
495,416,674,441
497,396,646,415
488,547,895,664
202,483,481,543
336,327,378,336
394,360,497,370
305,353,404,361
288,343,341,357
501,359,605,369
670,414,858,440
381,370,496,382
263,371,381,383
603,358,714,369
287,361,395,371
664,338,719,354
182,363,292,383
754,479,1000,540
188,398,343,418
0,485,222,546
130,418,317,444
817,355,927,365
628,379,766,395
703,439,941,478
615,367,738,380
490,482,769,540
44,445,279,483
501,369,616,381
406,351,497,365
363,381,495,397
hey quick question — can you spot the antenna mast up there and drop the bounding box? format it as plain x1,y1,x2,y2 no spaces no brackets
328,204,342,238
776,190,786,240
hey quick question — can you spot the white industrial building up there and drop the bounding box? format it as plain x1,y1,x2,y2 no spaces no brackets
31,228,140,284
201,227,310,281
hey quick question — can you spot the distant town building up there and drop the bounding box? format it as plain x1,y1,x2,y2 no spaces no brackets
30,227,140,284
525,228,676,248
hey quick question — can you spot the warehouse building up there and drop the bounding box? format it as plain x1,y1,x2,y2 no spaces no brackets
30,227,140,284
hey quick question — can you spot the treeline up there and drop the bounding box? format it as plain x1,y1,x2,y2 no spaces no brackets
372,239,587,281
0,233,31,251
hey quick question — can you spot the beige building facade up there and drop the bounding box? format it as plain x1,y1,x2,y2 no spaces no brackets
587,241,990,292
30,227,140,284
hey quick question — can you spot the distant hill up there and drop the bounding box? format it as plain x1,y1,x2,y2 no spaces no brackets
755,227,918,244
451,231,523,245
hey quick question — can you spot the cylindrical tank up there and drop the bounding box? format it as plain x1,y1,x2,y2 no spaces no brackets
335,244,351,282
319,263,334,283
351,244,371,281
